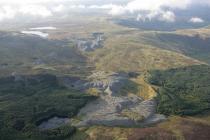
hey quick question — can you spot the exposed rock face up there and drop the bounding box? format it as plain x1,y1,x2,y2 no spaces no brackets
77,32,104,52
54,71,166,127
83,71,128,96
75,93,165,127
77,40,103,52
71,71,166,127
58,71,129,95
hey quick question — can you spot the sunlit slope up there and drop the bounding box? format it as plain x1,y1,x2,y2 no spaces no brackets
88,33,202,72
140,29,210,64
82,18,210,70
72,115,210,140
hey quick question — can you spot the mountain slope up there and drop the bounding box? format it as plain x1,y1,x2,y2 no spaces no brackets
88,32,202,72
142,32,210,64
0,31,91,77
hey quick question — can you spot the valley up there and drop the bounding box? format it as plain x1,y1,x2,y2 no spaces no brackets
0,12,210,140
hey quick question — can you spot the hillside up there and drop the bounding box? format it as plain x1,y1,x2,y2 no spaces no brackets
0,74,96,140
0,31,92,77
142,32,210,64
148,64,210,116
0,13,210,140
88,31,202,72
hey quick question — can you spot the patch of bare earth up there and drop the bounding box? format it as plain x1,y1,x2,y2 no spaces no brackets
180,120,210,140
128,127,176,140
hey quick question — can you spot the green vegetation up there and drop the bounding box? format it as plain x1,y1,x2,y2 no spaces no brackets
1,15,210,140
117,80,140,96
41,125,76,140
148,64,210,116
0,31,92,77
0,74,96,140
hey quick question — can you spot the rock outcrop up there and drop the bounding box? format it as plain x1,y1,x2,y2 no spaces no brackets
71,71,166,127
75,94,165,127
83,71,128,96
77,32,104,52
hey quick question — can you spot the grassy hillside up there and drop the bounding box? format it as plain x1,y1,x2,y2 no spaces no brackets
88,33,202,72
1,16,210,140
141,32,210,64
71,115,210,140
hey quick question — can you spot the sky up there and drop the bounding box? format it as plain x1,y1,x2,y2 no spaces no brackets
0,0,210,23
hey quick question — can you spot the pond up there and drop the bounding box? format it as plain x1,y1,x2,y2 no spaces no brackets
21,31,49,38
38,116,70,130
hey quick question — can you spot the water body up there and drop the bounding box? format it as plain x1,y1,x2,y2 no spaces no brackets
30,26,57,30
38,116,70,130
21,31,49,38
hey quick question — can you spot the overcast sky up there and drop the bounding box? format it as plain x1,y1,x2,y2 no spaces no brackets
0,0,210,23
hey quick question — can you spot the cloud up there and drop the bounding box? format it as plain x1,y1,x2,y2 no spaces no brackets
189,17,204,23
0,5,53,22
71,5,86,9
123,0,210,12
52,4,65,12
106,0,192,16
125,0,190,12
0,0,63,5
160,11,176,22
0,0,209,23
136,10,175,22
103,0,210,22
108,5,126,15
0,6,15,21
96,0,193,22
19,5,52,17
